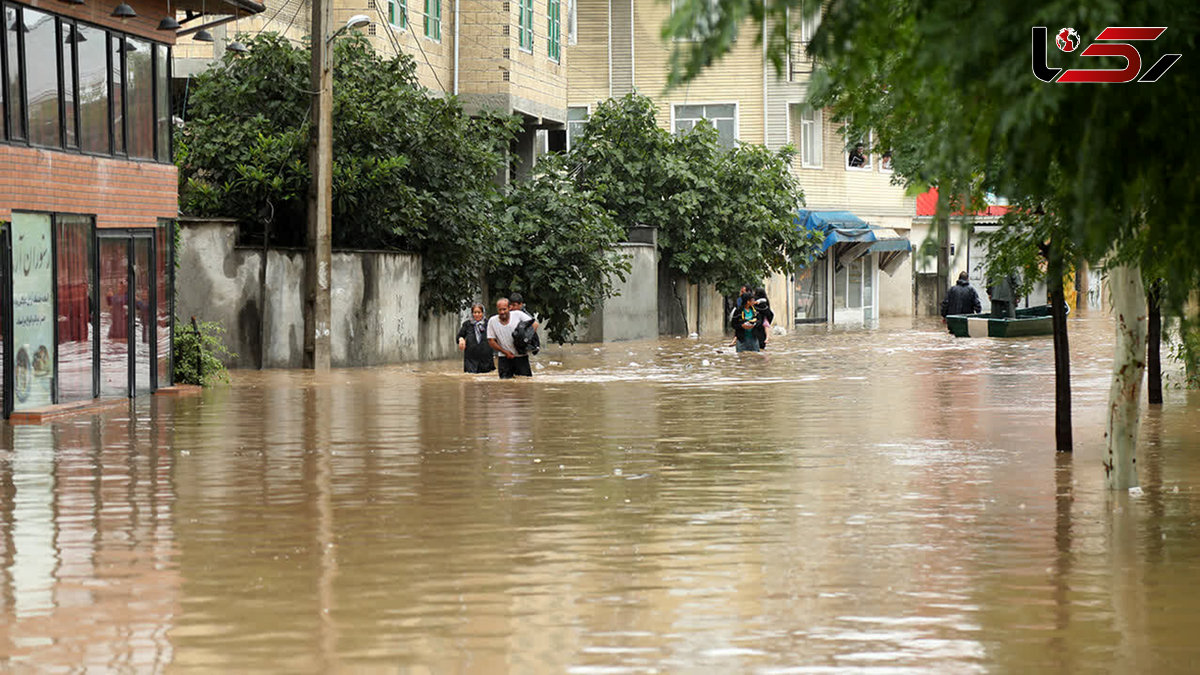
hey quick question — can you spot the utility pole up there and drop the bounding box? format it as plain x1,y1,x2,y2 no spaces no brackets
305,0,333,370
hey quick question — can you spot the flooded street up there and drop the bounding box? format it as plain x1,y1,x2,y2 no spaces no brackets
2,314,1199,672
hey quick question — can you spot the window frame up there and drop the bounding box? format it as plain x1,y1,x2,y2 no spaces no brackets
566,104,589,151
423,0,440,41
518,0,534,52
670,101,739,148
566,0,577,46
844,126,873,171
0,4,172,164
547,0,561,62
388,0,407,29
797,105,822,168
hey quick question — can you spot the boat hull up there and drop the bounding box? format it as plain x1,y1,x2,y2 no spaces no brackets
946,305,1056,338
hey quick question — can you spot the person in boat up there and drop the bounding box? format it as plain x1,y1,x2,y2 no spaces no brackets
941,271,982,318
987,270,1021,319
732,291,764,352
457,303,495,374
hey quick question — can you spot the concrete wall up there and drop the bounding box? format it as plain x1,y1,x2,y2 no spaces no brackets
658,266,728,338
177,219,426,368
587,242,658,342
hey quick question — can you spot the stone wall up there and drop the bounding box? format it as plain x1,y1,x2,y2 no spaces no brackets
584,242,659,342
177,219,426,368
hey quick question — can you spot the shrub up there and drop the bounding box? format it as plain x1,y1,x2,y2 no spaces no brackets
173,319,236,386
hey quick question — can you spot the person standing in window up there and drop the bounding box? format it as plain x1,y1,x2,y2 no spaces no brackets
848,142,867,168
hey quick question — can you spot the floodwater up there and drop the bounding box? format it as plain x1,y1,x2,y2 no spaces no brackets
1,314,1199,673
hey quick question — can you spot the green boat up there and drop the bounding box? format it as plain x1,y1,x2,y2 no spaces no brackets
946,305,1058,338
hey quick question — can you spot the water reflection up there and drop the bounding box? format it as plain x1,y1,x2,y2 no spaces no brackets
1,315,1199,672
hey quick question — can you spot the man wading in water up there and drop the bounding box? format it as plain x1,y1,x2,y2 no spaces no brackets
487,298,538,379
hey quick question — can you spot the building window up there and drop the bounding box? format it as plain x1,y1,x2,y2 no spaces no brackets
125,37,153,159
567,105,588,149
800,1,821,45
548,0,561,62
388,0,406,28
424,0,440,40
845,127,872,170
77,24,110,155
55,215,95,403
567,0,577,46
797,106,822,168
155,44,170,162
673,103,737,148
518,0,534,51
4,3,26,140
0,4,171,162
23,8,59,148
670,0,728,42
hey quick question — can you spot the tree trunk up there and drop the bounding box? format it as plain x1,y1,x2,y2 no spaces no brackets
1147,281,1163,405
934,189,950,311
1048,246,1072,452
1105,264,1147,490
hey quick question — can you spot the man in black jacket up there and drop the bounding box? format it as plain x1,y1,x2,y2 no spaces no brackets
941,271,982,317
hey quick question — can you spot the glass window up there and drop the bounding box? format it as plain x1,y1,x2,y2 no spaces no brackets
155,221,172,389
673,103,737,148
99,238,128,398
794,257,827,322
23,8,59,148
5,4,25,140
566,0,576,46
424,0,440,40
61,21,78,149
846,126,872,170
800,0,821,44
798,106,822,168
78,25,109,154
125,37,152,159
670,0,723,42
863,254,874,310
848,257,863,309
388,0,406,28
547,0,560,61
110,34,124,154
519,0,533,51
10,212,56,411
56,215,94,403
566,105,587,150
155,44,169,162
133,237,151,395
834,262,846,308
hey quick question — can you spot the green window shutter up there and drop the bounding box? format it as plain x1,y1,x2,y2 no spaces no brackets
548,0,560,61
400,0,406,27
388,0,395,25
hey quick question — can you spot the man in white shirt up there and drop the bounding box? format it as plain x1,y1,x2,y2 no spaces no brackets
486,297,538,379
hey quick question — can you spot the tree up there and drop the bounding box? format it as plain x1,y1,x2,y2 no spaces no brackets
487,155,632,344
571,94,815,298
178,33,514,315
981,188,1081,453
665,0,1200,488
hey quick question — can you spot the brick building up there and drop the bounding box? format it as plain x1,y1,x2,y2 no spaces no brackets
0,0,263,417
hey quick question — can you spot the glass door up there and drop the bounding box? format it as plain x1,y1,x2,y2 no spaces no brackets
98,238,130,398
133,237,152,396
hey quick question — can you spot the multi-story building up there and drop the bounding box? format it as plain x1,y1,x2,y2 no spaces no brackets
174,0,571,177
569,1,917,329
0,0,260,419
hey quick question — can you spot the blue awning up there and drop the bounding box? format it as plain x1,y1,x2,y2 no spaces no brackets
796,209,913,256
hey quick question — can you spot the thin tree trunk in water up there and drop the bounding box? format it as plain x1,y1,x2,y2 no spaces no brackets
1147,281,1163,405
1105,264,1147,490
935,189,950,313
1048,247,1072,452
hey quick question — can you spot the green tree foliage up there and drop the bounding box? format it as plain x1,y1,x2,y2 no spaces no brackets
667,0,1200,309
488,155,631,344
178,33,514,314
572,94,814,295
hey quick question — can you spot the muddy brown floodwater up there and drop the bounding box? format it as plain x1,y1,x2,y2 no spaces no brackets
1,314,1198,673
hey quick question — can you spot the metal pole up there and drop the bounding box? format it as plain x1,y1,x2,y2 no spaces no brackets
305,0,333,370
